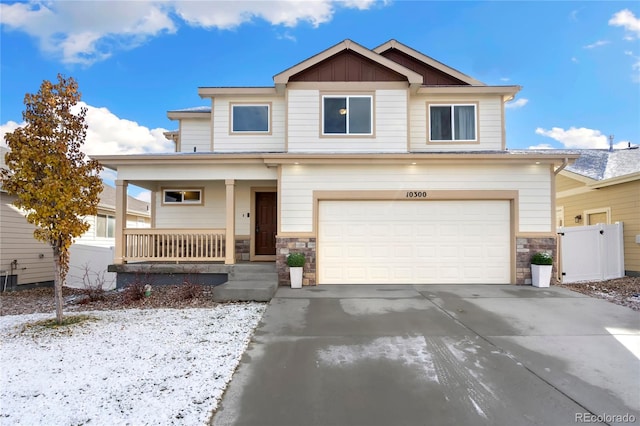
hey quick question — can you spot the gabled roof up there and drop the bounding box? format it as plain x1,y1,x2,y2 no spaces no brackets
273,39,424,90
373,39,485,86
99,184,150,216
563,148,640,181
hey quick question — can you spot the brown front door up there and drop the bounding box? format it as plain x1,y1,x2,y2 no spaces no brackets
255,192,277,255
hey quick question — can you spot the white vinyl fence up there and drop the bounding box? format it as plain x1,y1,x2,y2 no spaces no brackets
67,244,116,290
557,223,625,283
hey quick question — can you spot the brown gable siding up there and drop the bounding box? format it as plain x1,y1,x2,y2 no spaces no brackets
380,48,468,86
289,50,407,82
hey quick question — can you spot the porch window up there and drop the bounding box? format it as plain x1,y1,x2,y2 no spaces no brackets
323,95,372,135
96,214,115,238
231,104,270,133
429,104,477,141
163,189,202,205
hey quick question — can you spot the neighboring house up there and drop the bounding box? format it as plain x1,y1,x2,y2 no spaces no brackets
556,148,640,276
1,145,151,289
95,39,578,286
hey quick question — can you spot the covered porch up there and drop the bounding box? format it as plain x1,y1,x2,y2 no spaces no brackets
107,157,280,267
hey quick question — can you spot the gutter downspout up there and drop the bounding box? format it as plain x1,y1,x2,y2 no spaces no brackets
554,157,569,175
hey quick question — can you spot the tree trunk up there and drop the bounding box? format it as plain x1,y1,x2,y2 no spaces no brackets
53,245,64,325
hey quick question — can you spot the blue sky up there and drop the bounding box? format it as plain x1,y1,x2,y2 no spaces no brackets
1,1,639,162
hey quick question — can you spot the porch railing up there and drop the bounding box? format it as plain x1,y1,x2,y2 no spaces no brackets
123,229,226,262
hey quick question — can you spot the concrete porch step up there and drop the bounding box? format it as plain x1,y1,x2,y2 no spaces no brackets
212,279,278,303
229,271,278,281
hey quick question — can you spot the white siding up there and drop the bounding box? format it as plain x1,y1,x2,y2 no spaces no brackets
75,211,150,248
0,193,54,286
180,119,211,153
155,181,226,229
287,89,408,153
280,163,551,233
213,97,285,152
154,180,272,235
409,95,503,151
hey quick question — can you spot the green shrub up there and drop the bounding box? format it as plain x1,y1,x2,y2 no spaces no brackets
531,252,553,265
287,253,305,268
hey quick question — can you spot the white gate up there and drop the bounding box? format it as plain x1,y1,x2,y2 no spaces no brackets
557,223,625,283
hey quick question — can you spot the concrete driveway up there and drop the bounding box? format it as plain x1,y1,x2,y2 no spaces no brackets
211,285,640,426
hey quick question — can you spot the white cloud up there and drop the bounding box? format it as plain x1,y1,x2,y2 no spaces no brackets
609,9,640,39
583,40,610,49
1,102,174,155
0,0,382,66
0,1,176,65
528,143,555,150
535,127,610,149
0,120,25,147
571,57,579,63
134,190,152,203
74,102,174,155
505,98,529,109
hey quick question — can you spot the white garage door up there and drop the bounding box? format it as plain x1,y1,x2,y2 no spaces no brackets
318,200,511,284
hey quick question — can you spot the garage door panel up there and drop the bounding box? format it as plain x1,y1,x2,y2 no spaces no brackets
318,200,511,284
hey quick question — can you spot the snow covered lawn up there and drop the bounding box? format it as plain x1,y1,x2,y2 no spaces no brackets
0,303,266,425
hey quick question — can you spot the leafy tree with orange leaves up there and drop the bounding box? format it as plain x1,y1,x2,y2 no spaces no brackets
1,74,103,324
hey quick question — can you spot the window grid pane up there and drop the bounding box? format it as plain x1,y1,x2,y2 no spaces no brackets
163,190,202,204
324,98,347,134
348,97,372,134
232,105,269,132
454,105,475,140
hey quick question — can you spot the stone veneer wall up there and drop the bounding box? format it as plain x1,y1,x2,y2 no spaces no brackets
516,236,557,285
235,238,250,262
276,237,317,286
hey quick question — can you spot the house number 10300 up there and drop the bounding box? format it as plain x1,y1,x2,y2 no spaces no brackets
406,191,427,198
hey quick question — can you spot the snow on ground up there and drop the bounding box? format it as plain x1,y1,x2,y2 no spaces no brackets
0,304,266,425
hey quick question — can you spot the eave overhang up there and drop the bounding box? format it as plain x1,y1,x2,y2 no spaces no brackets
560,169,640,189
94,152,579,171
198,87,279,98
167,111,211,120
417,85,522,102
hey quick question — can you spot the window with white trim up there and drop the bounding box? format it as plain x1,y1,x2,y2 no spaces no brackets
231,104,270,133
323,95,372,135
96,214,115,238
429,104,477,141
163,189,202,205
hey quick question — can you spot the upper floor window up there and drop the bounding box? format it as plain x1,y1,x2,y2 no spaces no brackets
231,104,270,133
96,214,115,238
429,104,477,142
323,95,372,135
163,189,202,205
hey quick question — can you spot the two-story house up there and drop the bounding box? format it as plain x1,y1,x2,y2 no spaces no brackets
95,39,578,287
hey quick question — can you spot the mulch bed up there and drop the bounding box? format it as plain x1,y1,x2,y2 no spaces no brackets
2,277,639,316
555,276,640,311
0,285,218,316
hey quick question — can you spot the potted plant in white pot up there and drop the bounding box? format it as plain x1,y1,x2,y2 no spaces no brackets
531,252,553,287
287,252,305,289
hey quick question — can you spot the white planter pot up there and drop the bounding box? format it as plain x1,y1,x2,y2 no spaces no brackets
531,264,552,288
290,267,303,289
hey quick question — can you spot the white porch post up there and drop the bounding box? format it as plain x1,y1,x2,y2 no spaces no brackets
114,180,128,264
225,179,236,265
